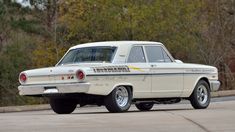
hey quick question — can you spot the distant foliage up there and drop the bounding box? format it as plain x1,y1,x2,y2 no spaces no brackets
59,0,202,61
32,40,67,67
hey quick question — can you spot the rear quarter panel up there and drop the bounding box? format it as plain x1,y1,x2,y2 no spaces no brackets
85,65,152,98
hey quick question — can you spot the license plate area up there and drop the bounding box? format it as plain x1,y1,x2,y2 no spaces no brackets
43,86,59,94
44,86,57,90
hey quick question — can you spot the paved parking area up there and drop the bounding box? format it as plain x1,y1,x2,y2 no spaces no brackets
0,97,235,132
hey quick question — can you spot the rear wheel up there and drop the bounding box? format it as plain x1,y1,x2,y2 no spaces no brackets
104,86,132,113
49,98,77,114
190,80,210,109
135,102,154,111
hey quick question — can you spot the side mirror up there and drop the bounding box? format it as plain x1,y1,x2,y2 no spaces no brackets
175,60,183,63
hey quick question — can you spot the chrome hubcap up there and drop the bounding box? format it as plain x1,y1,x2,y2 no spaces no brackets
197,85,208,105
115,86,129,107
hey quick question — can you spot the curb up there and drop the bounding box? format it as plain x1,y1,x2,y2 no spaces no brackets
211,90,235,98
0,104,51,113
0,90,235,113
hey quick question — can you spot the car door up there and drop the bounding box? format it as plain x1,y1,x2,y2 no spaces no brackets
127,45,152,98
144,45,184,97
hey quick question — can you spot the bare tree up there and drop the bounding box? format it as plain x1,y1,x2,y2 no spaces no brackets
197,0,235,90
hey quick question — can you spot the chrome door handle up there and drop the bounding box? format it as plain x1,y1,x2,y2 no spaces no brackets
151,64,157,67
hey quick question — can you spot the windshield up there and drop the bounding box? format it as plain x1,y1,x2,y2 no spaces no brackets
58,46,117,65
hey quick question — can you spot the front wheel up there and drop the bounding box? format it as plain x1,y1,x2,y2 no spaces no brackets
190,80,210,109
104,86,132,113
49,98,77,114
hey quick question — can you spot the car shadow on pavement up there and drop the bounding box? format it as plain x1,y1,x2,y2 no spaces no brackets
71,108,194,115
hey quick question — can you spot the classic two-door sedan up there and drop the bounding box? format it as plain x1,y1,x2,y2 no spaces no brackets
18,41,220,114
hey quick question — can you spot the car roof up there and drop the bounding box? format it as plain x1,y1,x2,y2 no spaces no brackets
70,41,163,50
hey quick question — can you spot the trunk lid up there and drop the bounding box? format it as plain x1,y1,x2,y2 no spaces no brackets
23,66,88,85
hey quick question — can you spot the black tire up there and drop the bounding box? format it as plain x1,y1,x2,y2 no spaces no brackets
104,86,132,113
135,103,154,111
49,98,77,114
190,80,211,109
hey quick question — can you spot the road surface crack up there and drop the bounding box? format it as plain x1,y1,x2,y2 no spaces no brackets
165,111,211,132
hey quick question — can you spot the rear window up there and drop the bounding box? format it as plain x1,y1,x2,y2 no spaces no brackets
58,46,116,65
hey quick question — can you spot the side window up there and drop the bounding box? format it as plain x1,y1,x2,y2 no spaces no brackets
127,46,146,63
161,48,172,62
145,46,172,63
145,46,164,62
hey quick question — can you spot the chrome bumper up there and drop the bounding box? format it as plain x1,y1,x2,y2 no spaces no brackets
18,82,90,96
210,81,221,92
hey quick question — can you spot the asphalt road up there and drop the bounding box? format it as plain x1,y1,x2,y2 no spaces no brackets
1,97,235,132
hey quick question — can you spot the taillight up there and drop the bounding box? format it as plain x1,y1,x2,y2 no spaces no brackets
19,73,27,83
76,70,85,80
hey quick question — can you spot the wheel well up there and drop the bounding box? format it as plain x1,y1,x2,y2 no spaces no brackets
122,85,133,93
188,77,211,99
199,77,210,91
112,84,133,93
115,85,133,94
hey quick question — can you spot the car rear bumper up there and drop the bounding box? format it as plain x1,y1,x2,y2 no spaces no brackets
210,80,221,92
18,82,90,96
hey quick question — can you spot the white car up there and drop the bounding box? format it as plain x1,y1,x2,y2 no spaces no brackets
18,41,220,114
